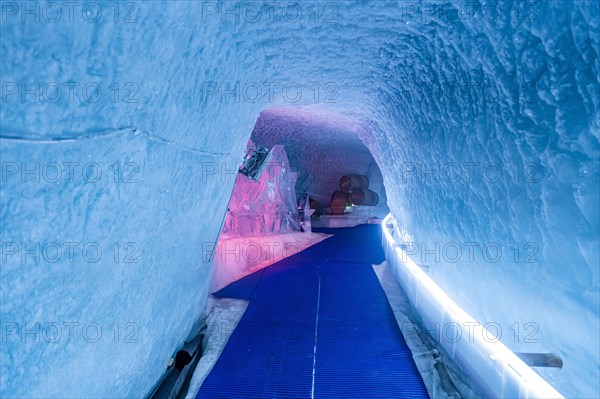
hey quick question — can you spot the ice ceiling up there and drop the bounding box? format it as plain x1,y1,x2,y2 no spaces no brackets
1,1,598,398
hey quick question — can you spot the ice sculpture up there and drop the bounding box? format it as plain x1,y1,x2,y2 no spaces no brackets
210,146,327,293
222,142,300,237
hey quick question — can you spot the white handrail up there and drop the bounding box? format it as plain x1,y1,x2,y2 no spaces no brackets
381,214,563,399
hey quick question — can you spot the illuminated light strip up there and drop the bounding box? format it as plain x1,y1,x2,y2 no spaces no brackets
381,214,563,399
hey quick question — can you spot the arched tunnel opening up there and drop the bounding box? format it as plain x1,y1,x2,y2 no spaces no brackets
210,106,391,293
1,2,598,399
249,107,389,220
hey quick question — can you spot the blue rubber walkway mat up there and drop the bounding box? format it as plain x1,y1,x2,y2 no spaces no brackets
212,267,266,300
199,247,319,398
312,224,386,265
198,224,429,398
314,259,428,398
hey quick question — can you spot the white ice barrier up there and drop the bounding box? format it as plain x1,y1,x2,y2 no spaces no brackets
381,214,563,399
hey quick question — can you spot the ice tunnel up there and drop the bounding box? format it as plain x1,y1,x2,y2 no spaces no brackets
1,1,599,398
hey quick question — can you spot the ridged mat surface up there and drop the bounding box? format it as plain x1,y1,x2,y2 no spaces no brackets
197,224,429,398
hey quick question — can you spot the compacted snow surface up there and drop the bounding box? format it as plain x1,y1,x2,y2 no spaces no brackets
1,1,598,397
